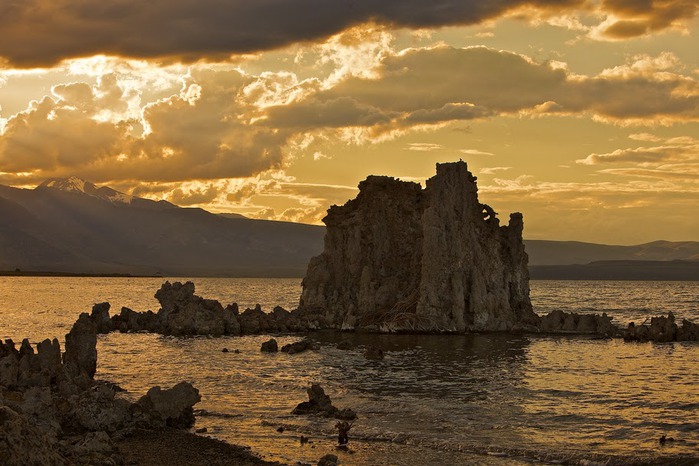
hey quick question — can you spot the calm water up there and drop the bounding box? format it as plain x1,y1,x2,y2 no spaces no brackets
1,278,698,465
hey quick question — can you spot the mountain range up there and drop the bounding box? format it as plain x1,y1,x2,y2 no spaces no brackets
1,177,697,278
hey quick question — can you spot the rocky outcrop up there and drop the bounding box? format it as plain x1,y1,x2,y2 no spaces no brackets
292,384,357,420
623,313,699,342
281,338,320,354
155,281,240,336
1,314,202,465
538,310,618,336
134,382,201,428
0,405,67,466
300,161,539,333
99,281,319,336
63,313,97,381
260,338,279,352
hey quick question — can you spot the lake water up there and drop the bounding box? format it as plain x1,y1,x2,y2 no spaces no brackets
1,278,698,465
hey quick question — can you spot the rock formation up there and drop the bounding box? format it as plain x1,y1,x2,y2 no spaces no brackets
300,161,539,332
538,310,618,336
0,314,202,465
260,338,279,352
63,312,97,381
155,281,240,336
292,384,356,420
623,312,699,342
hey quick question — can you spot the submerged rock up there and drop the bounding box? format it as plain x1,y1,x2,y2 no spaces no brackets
299,161,538,333
281,338,319,354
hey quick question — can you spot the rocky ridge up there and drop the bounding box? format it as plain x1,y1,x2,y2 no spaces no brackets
92,279,698,342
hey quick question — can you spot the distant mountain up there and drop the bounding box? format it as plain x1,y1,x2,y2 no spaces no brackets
529,260,699,281
524,240,699,266
1,177,697,278
0,178,324,277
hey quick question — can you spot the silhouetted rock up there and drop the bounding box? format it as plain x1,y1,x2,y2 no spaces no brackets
0,316,205,466
91,302,113,333
281,338,319,354
134,381,201,428
292,384,357,420
155,281,240,336
623,313,698,342
299,161,538,333
538,310,618,336
261,338,279,352
63,312,97,380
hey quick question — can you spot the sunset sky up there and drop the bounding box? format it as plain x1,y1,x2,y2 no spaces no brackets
1,1,698,244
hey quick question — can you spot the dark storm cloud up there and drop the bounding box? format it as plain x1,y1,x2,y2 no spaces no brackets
0,0,588,67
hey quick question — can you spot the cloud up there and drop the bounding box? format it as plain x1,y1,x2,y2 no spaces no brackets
594,0,699,39
480,166,512,175
2,0,696,67
0,67,294,185
263,46,699,139
598,165,699,181
460,149,495,156
406,143,444,152
577,137,699,165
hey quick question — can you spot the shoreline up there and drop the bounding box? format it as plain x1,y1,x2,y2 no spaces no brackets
116,428,283,466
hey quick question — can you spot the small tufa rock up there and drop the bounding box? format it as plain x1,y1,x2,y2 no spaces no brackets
135,381,201,428
292,384,357,420
260,338,279,353
281,338,320,354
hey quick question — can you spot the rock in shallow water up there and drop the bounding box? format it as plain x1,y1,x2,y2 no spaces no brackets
292,384,357,420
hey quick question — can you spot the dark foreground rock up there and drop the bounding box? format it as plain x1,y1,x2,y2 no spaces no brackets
293,384,357,420
0,313,202,465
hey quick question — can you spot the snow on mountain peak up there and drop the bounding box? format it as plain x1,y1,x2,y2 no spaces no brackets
38,177,133,204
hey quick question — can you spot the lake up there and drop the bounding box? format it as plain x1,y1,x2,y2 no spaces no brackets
1,278,698,465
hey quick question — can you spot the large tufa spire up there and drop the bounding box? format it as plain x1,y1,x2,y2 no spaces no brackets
300,161,538,333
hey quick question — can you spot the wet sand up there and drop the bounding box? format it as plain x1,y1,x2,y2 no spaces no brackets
116,428,284,466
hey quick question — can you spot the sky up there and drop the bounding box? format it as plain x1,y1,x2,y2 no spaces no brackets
0,1,698,244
